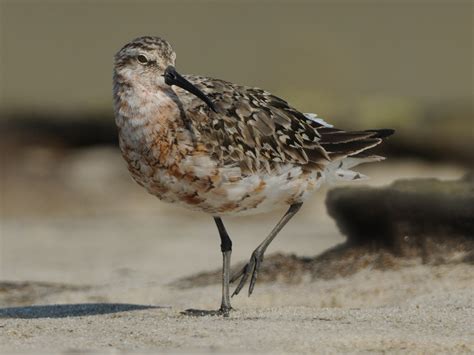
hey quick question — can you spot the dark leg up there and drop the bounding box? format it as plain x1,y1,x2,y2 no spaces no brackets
181,216,233,317
231,202,303,297
214,216,232,313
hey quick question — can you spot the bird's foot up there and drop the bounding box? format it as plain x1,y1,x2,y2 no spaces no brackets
181,306,232,317
230,248,264,297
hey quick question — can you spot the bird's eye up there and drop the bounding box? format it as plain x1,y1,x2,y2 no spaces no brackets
137,55,148,64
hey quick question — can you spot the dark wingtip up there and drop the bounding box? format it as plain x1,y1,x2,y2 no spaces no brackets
365,129,395,138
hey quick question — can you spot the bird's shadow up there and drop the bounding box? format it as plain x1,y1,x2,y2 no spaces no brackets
0,303,163,319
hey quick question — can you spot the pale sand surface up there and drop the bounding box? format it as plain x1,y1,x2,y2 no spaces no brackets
0,148,472,353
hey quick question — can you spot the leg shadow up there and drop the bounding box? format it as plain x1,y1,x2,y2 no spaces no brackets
0,303,163,319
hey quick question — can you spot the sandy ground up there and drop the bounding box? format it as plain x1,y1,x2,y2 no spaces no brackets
1,147,473,353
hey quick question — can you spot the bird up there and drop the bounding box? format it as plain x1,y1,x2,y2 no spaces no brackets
112,36,394,316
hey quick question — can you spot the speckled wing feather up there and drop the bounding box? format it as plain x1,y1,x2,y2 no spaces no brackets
179,75,391,173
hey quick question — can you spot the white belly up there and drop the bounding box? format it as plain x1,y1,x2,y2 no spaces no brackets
132,155,322,216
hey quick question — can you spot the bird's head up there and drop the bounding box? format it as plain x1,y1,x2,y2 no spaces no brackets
114,36,176,86
114,36,216,111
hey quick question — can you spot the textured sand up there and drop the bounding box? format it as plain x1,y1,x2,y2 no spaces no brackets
1,148,472,353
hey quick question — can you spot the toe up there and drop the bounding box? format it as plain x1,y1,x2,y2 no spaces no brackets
232,261,255,297
248,257,261,296
181,308,230,317
230,264,246,284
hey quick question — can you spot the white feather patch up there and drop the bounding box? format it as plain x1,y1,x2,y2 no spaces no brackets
304,113,334,128
335,155,385,170
333,169,368,181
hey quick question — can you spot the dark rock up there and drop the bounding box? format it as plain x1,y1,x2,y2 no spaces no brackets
326,173,474,257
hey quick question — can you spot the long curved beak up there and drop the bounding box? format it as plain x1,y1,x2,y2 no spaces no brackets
163,66,217,112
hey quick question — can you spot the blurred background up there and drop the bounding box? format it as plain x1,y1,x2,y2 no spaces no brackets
0,1,472,286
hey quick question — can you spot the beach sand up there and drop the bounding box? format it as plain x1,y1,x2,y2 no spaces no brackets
1,147,472,353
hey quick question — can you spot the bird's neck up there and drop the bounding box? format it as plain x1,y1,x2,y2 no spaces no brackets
113,73,190,158
114,73,178,126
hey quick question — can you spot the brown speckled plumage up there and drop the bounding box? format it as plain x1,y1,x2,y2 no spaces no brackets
112,36,394,313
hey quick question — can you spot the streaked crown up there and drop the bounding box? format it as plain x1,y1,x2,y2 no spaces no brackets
114,36,176,73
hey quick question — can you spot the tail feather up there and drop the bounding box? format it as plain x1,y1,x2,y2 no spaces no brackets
325,138,382,159
364,129,395,138
335,155,385,169
319,127,394,160
324,155,384,182
319,127,394,183
320,131,375,144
